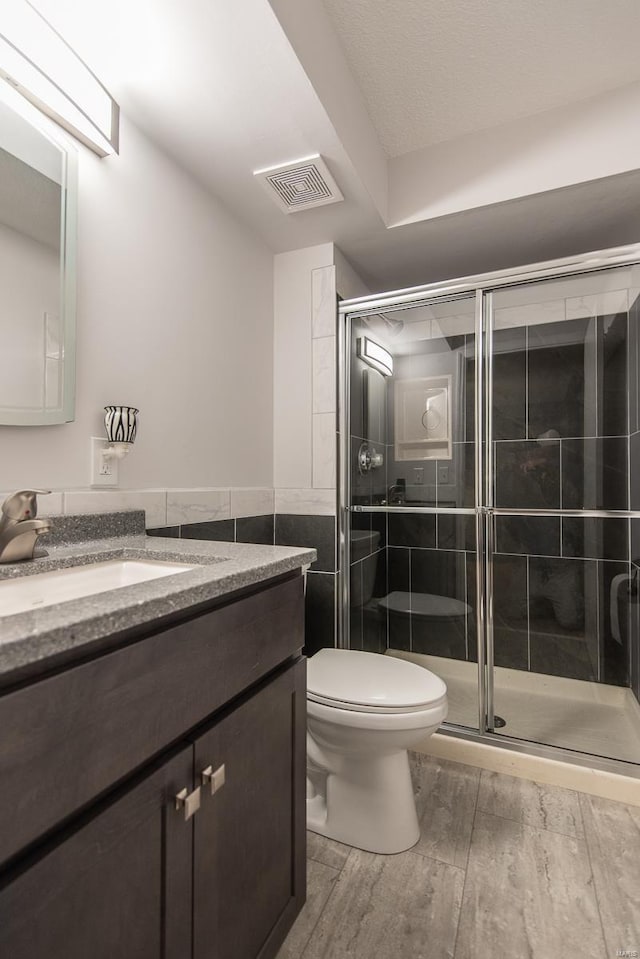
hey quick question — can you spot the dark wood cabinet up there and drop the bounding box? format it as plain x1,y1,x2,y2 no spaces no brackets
0,574,306,959
0,747,193,959
193,661,306,959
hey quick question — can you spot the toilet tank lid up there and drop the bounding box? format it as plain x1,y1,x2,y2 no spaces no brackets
307,648,447,709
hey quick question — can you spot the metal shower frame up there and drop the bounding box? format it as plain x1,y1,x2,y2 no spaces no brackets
337,241,640,779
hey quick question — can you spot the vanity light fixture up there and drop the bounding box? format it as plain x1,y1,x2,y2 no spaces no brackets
0,0,119,156
356,336,393,377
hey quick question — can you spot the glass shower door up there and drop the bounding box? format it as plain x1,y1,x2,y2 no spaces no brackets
487,266,640,764
346,294,481,730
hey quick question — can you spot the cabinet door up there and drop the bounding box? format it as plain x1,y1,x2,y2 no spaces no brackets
0,747,193,959
193,659,306,959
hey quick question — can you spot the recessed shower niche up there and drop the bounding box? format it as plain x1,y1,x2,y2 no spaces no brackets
394,375,452,461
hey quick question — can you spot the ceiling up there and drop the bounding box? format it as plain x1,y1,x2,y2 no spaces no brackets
25,0,640,290
320,0,640,157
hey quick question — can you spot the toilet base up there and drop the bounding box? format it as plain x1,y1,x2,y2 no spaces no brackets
306,747,420,855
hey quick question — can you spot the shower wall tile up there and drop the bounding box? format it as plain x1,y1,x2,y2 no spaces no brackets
565,289,629,320
493,299,565,330
166,488,230,526
351,435,374,506
274,488,335,515
305,572,336,657
146,525,180,538
64,489,167,528
529,631,597,683
349,562,363,650
528,557,598,681
527,319,590,439
465,553,478,662
495,515,560,557
312,412,336,489
630,564,640,703
492,330,526,440
229,487,274,519
562,437,628,511
598,560,632,687
410,550,468,659
349,509,387,554
493,554,528,670
362,601,387,654
275,513,336,572
561,517,628,562
180,518,235,542
437,513,476,552
235,514,274,545
631,432,640,511
632,518,640,563
465,350,475,443
494,440,560,509
598,312,629,438
311,265,336,339
312,336,336,414
386,547,410,650
362,367,387,446
629,293,640,435
388,512,436,549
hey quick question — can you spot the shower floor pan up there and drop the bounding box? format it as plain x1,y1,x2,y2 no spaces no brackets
387,649,640,765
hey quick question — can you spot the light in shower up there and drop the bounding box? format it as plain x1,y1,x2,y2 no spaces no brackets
0,0,119,156
357,336,393,377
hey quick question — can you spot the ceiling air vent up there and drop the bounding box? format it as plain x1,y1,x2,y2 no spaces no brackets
254,154,344,213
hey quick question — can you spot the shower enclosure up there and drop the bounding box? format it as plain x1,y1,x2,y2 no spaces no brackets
338,244,640,773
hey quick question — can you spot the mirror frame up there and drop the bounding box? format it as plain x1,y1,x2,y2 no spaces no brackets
0,105,77,426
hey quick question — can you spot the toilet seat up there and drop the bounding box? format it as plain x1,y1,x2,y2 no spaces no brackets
307,648,447,713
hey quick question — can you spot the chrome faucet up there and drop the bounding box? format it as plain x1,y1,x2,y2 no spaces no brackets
0,490,52,563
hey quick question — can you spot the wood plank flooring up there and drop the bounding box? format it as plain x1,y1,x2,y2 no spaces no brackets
278,755,640,959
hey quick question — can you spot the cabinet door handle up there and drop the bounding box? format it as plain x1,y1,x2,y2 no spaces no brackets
175,786,202,821
201,763,226,796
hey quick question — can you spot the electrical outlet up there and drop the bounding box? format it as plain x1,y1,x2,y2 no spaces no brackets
413,467,424,485
437,465,449,484
90,436,118,487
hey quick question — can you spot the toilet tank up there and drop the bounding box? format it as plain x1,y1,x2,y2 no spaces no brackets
350,530,380,607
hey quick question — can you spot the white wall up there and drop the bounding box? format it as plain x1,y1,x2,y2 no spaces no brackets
273,243,334,496
0,115,274,492
273,242,370,515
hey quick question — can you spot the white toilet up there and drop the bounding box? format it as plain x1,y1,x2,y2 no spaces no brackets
306,648,448,855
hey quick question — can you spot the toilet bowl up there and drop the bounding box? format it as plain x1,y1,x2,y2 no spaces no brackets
306,648,447,854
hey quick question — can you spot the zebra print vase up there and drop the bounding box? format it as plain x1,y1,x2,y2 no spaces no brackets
104,406,138,444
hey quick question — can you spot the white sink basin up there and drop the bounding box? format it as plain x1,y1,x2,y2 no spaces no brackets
0,559,195,617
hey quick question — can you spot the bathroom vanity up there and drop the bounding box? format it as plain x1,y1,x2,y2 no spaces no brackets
0,524,314,959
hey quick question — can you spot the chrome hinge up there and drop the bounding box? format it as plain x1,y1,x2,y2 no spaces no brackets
201,763,226,797
175,785,202,821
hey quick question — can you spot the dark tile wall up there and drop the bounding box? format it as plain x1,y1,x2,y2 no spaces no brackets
275,514,337,657
347,301,640,691
493,312,629,512
149,512,337,659
629,293,640,705
147,514,274,545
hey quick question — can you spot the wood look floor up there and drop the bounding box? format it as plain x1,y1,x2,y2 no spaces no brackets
278,755,640,959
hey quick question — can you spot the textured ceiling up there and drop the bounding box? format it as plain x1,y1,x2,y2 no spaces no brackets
321,0,640,157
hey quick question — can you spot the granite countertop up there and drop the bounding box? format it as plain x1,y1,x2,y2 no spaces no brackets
0,532,316,684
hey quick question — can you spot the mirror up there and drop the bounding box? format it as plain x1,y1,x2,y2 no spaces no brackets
0,97,76,425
